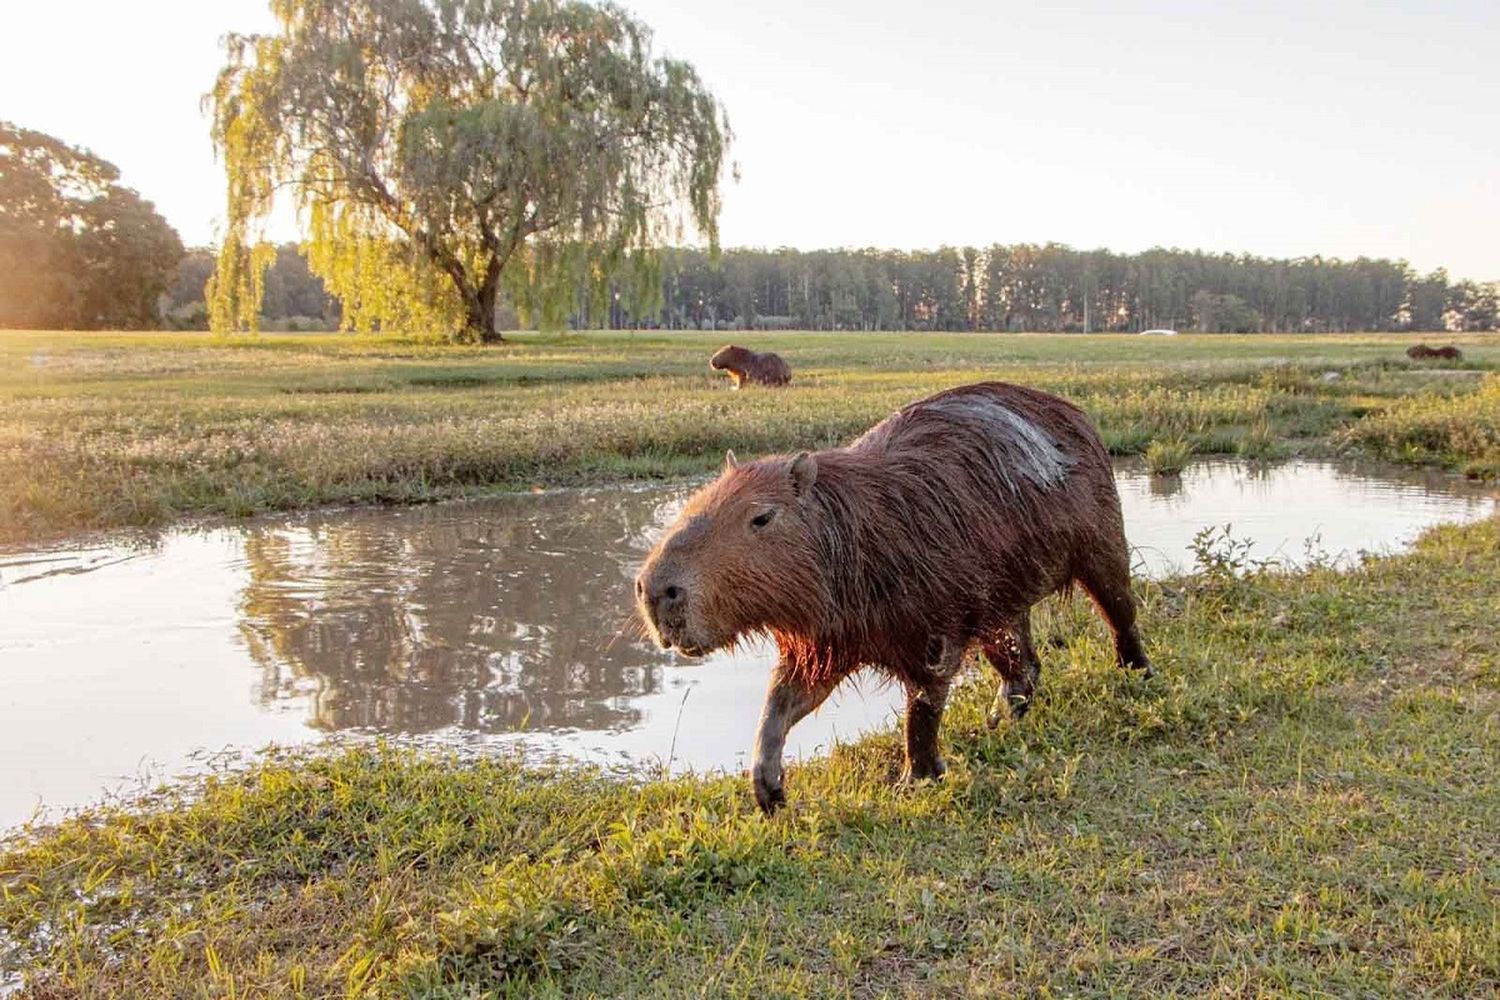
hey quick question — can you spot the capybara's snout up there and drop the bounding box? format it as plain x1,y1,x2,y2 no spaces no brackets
634,562,695,652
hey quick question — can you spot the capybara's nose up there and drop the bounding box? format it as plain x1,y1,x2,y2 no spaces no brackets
647,579,686,620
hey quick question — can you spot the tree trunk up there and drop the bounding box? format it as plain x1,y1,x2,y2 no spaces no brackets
464,294,501,343
456,256,504,343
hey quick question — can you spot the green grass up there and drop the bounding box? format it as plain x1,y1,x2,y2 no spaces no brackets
3,515,1497,996
2,328,1497,994
1344,373,1500,480
2,329,1496,545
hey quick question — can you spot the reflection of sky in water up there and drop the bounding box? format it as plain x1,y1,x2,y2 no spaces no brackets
1117,460,1498,576
0,461,1493,828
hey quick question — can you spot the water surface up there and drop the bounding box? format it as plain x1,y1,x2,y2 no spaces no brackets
1,460,1493,828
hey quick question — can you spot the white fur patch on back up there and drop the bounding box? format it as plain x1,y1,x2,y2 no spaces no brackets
922,395,1074,494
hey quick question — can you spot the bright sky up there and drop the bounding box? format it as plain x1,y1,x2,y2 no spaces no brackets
3,0,1495,279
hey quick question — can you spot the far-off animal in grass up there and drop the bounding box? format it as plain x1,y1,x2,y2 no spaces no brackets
709,344,793,388
1406,343,1464,361
635,382,1151,814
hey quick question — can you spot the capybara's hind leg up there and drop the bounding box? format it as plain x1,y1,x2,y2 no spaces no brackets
981,614,1041,725
899,679,949,783
1077,549,1152,677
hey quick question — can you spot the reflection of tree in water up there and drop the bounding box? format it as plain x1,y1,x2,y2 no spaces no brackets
238,486,693,736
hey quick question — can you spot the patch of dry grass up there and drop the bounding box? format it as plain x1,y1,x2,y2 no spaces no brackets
1,330,1495,544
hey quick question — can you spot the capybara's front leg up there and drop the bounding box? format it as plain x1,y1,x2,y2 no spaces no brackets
900,680,950,783
752,664,836,814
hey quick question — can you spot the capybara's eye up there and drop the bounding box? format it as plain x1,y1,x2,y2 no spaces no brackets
750,510,776,529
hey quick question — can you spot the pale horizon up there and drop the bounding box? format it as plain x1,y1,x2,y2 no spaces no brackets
3,0,1496,279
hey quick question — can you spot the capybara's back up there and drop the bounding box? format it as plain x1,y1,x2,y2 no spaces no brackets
846,382,1138,666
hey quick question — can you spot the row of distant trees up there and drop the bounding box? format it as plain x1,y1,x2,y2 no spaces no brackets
639,246,1499,334
162,243,1500,335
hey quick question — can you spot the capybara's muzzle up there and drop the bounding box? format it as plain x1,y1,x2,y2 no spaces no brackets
635,570,698,654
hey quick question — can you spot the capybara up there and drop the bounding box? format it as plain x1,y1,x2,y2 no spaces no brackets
1407,343,1464,361
709,344,793,388
635,382,1151,813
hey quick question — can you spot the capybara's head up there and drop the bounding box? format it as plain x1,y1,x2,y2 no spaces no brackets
636,451,824,655
709,345,747,371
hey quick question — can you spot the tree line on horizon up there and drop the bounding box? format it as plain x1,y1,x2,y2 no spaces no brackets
6,120,1497,336
162,242,1499,335
632,245,1497,334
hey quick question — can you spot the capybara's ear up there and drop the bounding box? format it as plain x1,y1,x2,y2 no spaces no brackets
789,451,817,497
725,449,738,470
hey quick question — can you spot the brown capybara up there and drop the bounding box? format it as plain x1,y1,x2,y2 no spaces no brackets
635,382,1150,813
709,345,793,388
1407,343,1464,362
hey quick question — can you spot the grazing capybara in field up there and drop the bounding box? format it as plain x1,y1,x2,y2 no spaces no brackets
635,382,1150,813
709,344,793,388
1407,343,1464,361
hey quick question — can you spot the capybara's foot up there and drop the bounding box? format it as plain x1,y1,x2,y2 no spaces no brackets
986,684,1033,728
1116,631,1153,678
898,755,947,785
752,765,786,815
1120,652,1154,679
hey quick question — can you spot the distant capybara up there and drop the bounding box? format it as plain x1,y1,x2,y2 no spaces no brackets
1407,343,1464,362
709,344,793,388
635,382,1150,813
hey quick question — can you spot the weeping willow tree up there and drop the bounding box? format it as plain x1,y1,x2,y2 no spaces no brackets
208,0,729,340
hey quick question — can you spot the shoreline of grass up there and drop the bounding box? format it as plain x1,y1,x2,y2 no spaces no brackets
3,329,1496,547
3,514,1497,996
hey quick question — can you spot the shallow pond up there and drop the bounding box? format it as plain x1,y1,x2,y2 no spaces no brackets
1,460,1494,828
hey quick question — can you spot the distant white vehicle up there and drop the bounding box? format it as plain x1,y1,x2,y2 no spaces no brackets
1139,328,1178,336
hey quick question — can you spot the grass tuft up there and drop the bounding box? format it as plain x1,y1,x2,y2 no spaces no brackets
1144,436,1194,475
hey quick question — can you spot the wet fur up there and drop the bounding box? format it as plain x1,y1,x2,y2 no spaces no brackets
763,383,1142,686
709,345,793,387
637,381,1149,809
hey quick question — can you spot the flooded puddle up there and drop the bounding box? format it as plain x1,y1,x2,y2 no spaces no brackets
1,460,1494,828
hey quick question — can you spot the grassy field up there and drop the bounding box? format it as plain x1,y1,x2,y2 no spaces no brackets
2,329,1497,995
2,513,1496,996
1,329,1496,546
